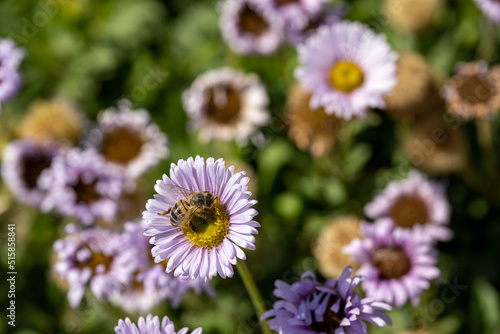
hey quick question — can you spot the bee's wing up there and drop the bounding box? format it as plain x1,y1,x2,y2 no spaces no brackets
163,184,194,202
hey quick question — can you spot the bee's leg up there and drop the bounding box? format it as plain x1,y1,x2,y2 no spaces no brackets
157,208,171,216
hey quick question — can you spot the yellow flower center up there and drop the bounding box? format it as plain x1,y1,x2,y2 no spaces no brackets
182,200,230,249
329,61,364,93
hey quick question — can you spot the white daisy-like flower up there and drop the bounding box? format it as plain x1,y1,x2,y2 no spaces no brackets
183,67,270,145
87,100,168,180
295,21,398,119
143,156,259,282
219,0,285,55
364,170,452,242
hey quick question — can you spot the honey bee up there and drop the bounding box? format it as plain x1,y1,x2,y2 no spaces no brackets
157,185,218,227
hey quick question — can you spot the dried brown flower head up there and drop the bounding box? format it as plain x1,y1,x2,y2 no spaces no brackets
312,215,361,279
384,52,444,120
384,0,441,33
404,113,467,174
287,84,343,157
443,61,500,121
17,98,84,146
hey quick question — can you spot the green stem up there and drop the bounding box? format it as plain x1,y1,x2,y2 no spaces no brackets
236,261,272,334
475,118,498,177
478,20,495,62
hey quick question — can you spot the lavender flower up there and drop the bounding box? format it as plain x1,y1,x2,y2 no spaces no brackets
182,67,270,145
109,221,215,313
262,266,392,333
219,0,285,55
344,219,440,307
40,148,124,225
364,170,452,242
86,99,168,179
115,315,202,334
286,5,346,45
261,0,329,30
143,156,259,281
295,21,397,119
1,139,61,207
0,38,24,111
473,0,500,23
53,225,134,308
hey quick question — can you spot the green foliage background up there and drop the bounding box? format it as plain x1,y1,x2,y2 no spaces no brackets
1,0,500,333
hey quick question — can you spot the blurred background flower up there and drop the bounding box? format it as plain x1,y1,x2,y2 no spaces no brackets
1,0,500,333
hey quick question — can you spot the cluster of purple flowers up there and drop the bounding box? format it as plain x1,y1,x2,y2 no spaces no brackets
2,99,168,225
262,266,392,333
0,38,24,112
219,0,346,55
53,220,215,312
342,171,450,307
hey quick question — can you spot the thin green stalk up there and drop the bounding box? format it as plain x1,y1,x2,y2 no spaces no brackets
236,261,272,334
475,118,498,177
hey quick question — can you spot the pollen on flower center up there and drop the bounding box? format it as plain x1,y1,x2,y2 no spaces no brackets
76,249,113,275
182,199,230,249
73,178,100,204
102,128,144,164
206,85,242,124
238,4,269,36
329,61,365,93
372,247,411,279
390,195,429,228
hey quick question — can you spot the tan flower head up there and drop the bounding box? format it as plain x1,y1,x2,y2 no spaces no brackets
312,215,361,279
17,98,84,146
384,52,444,120
443,61,500,121
404,113,467,174
384,0,441,33
287,84,343,157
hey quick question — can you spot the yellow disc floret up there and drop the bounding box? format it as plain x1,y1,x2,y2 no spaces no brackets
329,61,365,93
182,200,230,249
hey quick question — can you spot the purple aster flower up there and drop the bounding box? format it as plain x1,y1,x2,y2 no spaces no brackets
182,67,270,145
1,139,61,207
295,21,397,119
219,0,285,55
109,221,215,313
0,38,24,111
286,5,346,45
344,219,440,307
143,156,259,281
115,314,202,334
85,99,168,180
474,0,500,23
262,266,392,333
0,69,22,110
53,224,134,308
0,38,24,70
40,148,124,225
364,170,452,242
261,0,329,30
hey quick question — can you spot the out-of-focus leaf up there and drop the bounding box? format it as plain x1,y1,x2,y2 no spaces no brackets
471,278,500,332
322,178,347,206
274,191,303,220
257,137,294,194
343,143,372,176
